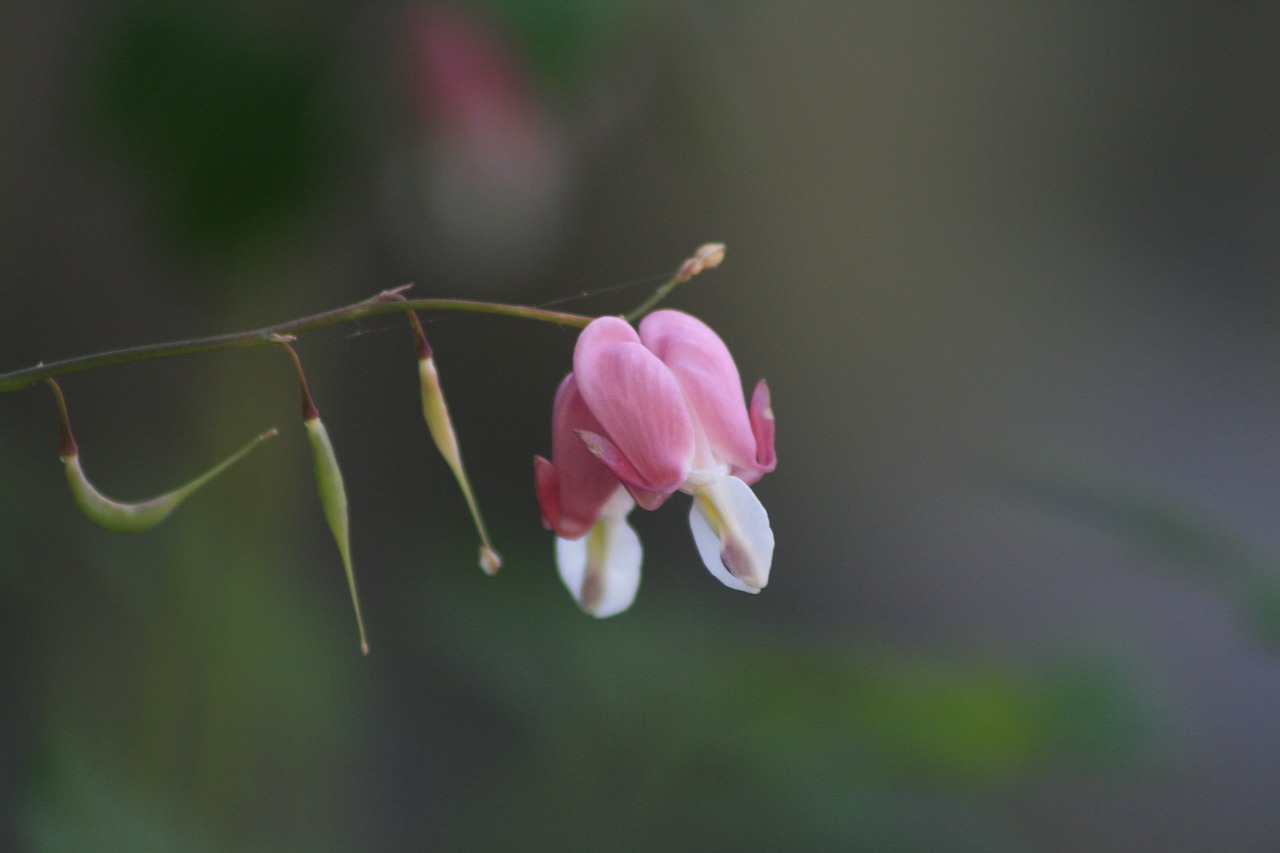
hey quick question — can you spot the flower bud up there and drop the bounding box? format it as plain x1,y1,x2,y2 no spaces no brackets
410,312,501,575
676,243,726,283
46,379,276,534
693,242,726,270
304,415,369,654
276,340,369,654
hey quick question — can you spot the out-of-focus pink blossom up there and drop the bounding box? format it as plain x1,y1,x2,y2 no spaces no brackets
395,6,568,284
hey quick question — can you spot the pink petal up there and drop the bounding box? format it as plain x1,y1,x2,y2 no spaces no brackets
533,454,562,531
638,310,759,477
745,379,777,484
573,317,693,495
536,374,625,539
575,430,675,511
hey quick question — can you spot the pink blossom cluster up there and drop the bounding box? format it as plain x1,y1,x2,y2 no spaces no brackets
535,310,776,616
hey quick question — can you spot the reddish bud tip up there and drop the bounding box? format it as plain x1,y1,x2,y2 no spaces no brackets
274,338,321,420
407,311,434,360
44,379,79,458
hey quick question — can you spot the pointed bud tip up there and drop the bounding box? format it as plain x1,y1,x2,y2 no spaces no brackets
408,311,433,359
480,546,502,575
694,242,726,269
360,639,370,656
675,243,725,283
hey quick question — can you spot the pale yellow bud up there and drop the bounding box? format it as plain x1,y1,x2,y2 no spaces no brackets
693,242,726,269
417,346,501,575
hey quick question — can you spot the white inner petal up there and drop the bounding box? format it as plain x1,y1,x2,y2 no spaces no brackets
591,516,643,618
556,534,589,603
555,511,642,618
689,475,773,593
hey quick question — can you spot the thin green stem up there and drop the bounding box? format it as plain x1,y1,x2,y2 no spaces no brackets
622,243,724,323
623,273,683,324
0,294,593,393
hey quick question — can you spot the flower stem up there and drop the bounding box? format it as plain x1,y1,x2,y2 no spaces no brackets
0,294,593,393
623,243,726,323
623,274,684,324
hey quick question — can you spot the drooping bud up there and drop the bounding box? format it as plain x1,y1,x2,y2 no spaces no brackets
275,339,370,655
407,312,501,575
46,379,276,534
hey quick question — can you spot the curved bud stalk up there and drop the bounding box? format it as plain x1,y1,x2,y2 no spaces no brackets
275,339,370,655
625,242,727,323
45,379,276,534
407,312,501,575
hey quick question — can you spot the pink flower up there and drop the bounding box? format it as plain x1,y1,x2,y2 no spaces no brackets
534,310,776,616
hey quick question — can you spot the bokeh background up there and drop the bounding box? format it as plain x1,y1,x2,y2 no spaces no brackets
3,2,1280,851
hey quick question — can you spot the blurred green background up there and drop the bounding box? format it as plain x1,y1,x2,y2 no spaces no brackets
3,2,1280,851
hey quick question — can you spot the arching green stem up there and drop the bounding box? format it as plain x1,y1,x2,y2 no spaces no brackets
0,295,594,394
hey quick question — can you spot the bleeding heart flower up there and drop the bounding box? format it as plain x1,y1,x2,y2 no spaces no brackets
534,310,775,616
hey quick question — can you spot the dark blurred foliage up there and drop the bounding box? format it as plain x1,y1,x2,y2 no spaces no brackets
87,2,337,262
4,2,1280,852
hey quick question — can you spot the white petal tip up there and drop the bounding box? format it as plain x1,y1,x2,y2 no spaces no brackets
479,546,502,575
554,516,642,619
689,476,774,595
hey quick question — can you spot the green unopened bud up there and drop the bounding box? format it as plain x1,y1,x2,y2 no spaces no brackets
276,339,370,655
46,379,276,533
410,313,501,575
304,415,368,655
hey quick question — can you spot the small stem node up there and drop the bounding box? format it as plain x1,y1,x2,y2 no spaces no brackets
624,243,726,323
